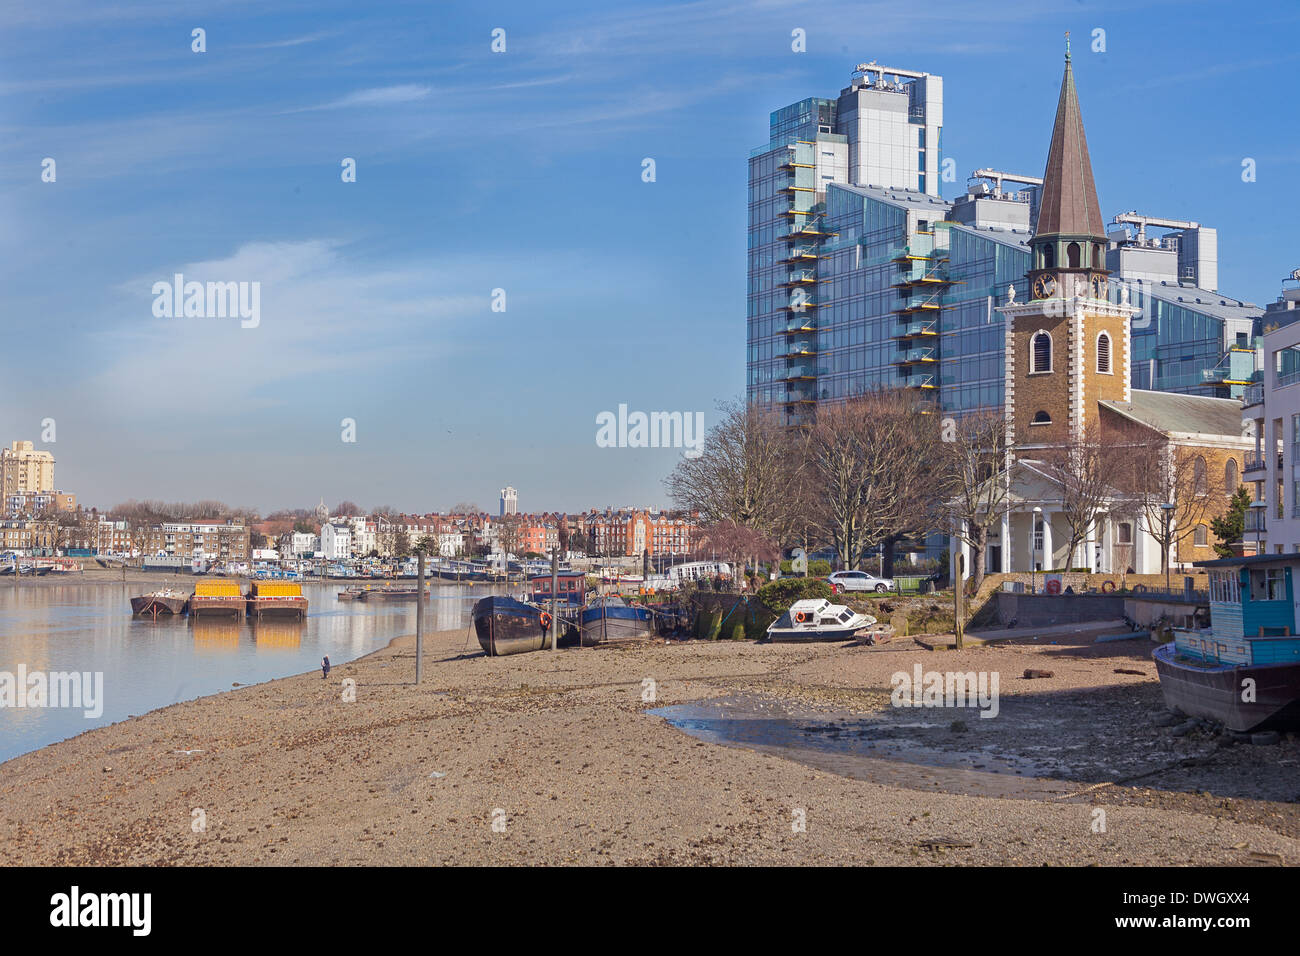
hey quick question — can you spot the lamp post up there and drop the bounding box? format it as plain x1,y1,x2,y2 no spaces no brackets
1160,501,1176,592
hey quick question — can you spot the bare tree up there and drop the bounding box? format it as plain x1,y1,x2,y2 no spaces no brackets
495,514,523,559
1113,426,1221,575
803,390,937,571
693,519,779,586
1035,423,1113,571
450,501,481,516
935,407,1011,591
664,399,799,548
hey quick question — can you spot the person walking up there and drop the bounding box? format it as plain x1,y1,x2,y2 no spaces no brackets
321,655,331,680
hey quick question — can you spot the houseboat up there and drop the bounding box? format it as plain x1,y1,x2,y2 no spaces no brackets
1153,554,1300,732
246,581,308,620
472,595,557,656
189,579,246,619
528,571,588,642
579,595,656,645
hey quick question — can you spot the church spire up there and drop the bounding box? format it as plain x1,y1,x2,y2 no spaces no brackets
1034,40,1107,243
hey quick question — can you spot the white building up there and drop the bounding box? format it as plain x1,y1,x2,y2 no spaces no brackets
1241,282,1300,554
348,516,377,556
500,487,518,516
321,523,352,560
289,532,319,557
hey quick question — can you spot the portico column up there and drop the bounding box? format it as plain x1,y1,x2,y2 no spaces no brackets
1084,519,1097,573
1041,512,1054,571
1000,512,1011,573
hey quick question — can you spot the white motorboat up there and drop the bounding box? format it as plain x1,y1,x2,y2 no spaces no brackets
766,598,883,643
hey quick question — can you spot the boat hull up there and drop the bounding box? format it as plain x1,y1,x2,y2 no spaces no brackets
358,589,428,601
579,603,655,645
189,596,246,619
247,597,308,619
1153,643,1300,732
473,596,555,656
130,594,188,615
766,625,867,643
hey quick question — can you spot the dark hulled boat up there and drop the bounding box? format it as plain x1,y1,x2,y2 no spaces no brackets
130,588,189,616
1154,554,1300,732
579,596,655,646
472,595,556,656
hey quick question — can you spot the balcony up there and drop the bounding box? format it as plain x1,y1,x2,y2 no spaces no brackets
779,365,821,380
1242,383,1264,408
1243,450,1282,474
894,320,938,339
782,319,817,334
780,269,818,287
901,373,938,390
1245,508,1267,533
780,246,821,264
894,347,937,366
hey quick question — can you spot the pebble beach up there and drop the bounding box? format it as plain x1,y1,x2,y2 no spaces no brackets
2,623,1298,866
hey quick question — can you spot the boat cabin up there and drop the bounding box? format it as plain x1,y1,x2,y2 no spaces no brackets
529,571,587,606
789,598,860,629
1189,554,1300,666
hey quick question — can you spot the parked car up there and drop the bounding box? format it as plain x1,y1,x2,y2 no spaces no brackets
827,570,896,593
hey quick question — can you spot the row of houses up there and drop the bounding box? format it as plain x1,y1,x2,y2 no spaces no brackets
291,508,701,561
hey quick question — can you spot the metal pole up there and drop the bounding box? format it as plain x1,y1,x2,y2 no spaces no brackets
550,548,558,653
415,550,424,684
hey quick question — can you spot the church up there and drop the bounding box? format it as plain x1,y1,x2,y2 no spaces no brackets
956,45,1252,579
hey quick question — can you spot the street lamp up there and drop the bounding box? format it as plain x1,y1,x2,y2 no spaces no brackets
1160,502,1176,592
1031,506,1042,594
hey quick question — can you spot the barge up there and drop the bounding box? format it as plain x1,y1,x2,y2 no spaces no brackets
189,579,246,619
246,580,308,619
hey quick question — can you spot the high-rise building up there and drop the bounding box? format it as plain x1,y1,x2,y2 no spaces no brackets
1,441,55,499
747,59,1266,429
499,486,518,516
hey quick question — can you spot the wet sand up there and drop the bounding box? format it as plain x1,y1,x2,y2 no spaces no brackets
2,623,1297,865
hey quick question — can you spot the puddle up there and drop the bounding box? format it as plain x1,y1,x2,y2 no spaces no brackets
648,694,1080,800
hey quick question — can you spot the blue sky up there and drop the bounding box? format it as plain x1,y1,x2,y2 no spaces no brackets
1,0,1296,514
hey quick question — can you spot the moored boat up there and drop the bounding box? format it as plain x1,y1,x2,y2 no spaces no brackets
246,581,308,619
766,598,881,642
1153,554,1300,732
130,588,189,616
472,595,556,656
189,579,246,619
579,596,655,645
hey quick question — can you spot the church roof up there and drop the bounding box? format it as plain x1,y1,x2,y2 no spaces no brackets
1099,390,1250,440
1035,52,1107,242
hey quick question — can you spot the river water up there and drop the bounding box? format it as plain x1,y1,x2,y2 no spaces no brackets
0,580,499,764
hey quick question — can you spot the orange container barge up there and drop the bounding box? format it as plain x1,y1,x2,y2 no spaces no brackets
246,581,308,620
189,579,246,619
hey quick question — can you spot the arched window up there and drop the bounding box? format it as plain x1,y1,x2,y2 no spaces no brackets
1096,332,1112,374
1043,245,1055,269
1225,458,1239,492
1067,242,1081,267
1117,522,1133,544
1031,331,1052,373
1093,242,1103,267
1194,456,1207,495
1194,524,1208,548
1031,410,1052,425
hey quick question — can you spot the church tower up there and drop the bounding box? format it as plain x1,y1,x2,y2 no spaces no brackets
1000,37,1137,450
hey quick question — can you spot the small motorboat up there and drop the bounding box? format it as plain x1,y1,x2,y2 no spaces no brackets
766,598,880,643
130,588,190,616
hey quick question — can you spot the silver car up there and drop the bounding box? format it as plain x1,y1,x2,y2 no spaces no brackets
827,570,895,593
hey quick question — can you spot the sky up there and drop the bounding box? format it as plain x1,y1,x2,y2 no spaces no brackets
1,0,1296,515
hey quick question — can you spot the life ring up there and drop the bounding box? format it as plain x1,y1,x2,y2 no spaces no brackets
794,611,810,623
1132,584,1147,594
539,611,552,629
1045,579,1062,595
1100,580,1116,593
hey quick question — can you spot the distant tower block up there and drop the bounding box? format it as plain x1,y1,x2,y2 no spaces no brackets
500,486,518,516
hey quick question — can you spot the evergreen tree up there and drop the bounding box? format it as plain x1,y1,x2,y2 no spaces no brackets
1210,486,1252,558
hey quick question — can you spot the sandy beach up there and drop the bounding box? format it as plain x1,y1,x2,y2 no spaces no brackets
2,622,1297,866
